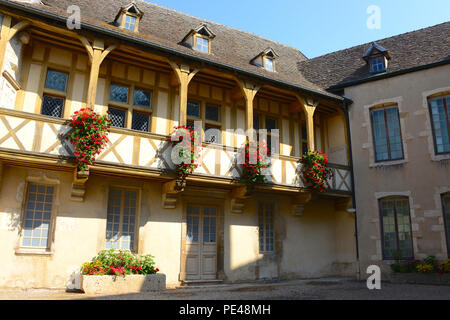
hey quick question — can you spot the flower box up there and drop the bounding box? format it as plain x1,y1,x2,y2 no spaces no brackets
390,273,450,286
81,274,166,295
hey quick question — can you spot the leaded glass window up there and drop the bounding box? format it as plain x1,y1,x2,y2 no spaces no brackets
41,95,64,118
109,107,126,128
259,202,274,253
428,96,450,155
110,84,129,104
187,101,200,118
22,184,54,249
105,188,138,251
45,70,68,92
131,111,150,132
133,89,151,108
371,106,404,162
205,105,220,122
205,125,221,144
380,198,414,260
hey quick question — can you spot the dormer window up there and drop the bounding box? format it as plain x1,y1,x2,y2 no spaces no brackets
363,42,390,74
114,2,144,33
182,24,216,55
251,48,278,72
195,36,210,54
370,56,385,73
124,14,137,31
264,56,275,72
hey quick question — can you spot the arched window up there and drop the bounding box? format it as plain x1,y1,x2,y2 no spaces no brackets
379,197,413,260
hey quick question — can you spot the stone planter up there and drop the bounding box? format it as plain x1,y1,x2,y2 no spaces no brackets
81,274,166,295
390,273,450,286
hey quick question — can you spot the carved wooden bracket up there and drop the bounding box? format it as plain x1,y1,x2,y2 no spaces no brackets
292,191,312,217
70,169,89,202
231,185,254,214
162,179,185,209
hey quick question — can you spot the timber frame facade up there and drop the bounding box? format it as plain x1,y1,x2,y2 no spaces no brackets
0,0,356,289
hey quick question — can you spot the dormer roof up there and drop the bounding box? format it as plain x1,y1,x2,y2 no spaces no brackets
363,42,391,62
182,23,216,43
114,1,144,22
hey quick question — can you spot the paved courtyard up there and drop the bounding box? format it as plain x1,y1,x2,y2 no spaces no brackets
1,278,450,300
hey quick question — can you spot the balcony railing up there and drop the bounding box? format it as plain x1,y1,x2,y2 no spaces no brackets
0,109,352,194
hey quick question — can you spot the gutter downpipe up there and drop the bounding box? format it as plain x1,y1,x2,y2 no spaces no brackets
342,96,361,281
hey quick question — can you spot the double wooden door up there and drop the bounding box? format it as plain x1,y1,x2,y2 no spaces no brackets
184,205,218,281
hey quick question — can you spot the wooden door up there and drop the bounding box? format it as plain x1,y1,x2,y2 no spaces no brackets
185,205,218,281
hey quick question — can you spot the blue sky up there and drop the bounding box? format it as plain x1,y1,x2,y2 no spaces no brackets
147,0,450,58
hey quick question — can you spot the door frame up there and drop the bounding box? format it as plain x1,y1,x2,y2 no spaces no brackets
179,198,224,282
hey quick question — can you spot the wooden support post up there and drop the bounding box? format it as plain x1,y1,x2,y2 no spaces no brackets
78,36,117,108
169,61,200,126
0,16,30,73
238,80,260,141
296,95,319,152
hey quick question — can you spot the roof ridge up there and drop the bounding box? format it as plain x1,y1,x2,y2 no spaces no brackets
134,0,307,59
304,20,450,61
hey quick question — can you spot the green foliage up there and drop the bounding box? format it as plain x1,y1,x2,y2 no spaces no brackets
81,249,159,277
390,255,447,274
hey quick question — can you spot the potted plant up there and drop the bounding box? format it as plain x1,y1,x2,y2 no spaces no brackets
67,108,111,173
80,249,166,294
169,126,203,190
240,138,270,190
300,151,332,193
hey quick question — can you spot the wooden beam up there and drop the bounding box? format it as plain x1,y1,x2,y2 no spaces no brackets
0,16,30,73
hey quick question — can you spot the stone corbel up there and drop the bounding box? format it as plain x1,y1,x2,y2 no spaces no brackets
292,191,312,217
162,179,185,209
335,197,354,213
70,169,89,202
231,185,254,214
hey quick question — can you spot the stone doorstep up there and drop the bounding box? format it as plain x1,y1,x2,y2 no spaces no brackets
389,273,450,286
81,274,166,295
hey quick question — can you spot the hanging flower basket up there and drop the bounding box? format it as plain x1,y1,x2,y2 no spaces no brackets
240,138,270,185
300,151,332,193
68,108,111,172
169,126,203,184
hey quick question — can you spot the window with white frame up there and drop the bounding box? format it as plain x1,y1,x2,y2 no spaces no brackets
258,202,274,253
123,14,137,31
428,95,450,155
264,56,275,72
21,184,55,249
370,57,386,73
105,188,138,251
195,36,210,54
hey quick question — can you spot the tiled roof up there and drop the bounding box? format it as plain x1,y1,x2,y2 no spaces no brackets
298,21,450,90
1,0,343,100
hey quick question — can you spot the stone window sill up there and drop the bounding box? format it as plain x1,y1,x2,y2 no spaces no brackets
15,248,54,256
369,159,408,168
431,154,450,162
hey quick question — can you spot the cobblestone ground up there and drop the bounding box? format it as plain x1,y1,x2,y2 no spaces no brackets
1,278,450,300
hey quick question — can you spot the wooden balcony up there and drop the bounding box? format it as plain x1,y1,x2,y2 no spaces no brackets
0,108,352,195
